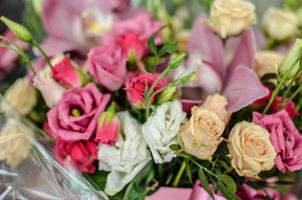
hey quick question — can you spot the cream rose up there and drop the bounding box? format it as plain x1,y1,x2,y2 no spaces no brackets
262,7,298,41
228,122,276,178
178,106,225,160
202,94,231,124
0,119,33,167
4,78,37,115
253,51,284,78
206,0,256,38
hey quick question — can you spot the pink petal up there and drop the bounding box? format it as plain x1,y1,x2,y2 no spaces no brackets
188,16,225,79
223,66,268,112
41,37,79,56
227,29,256,70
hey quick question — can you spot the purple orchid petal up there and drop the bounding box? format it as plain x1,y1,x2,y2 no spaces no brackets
227,29,256,70
223,66,268,112
188,16,225,79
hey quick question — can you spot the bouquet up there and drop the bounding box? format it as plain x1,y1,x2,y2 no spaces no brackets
0,0,302,199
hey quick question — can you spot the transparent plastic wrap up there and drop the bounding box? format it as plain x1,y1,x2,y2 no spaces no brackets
0,95,108,200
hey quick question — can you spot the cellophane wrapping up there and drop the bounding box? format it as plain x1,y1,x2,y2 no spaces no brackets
0,95,108,200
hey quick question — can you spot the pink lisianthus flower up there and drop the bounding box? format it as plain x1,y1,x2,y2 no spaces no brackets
253,110,302,172
47,83,110,141
95,111,119,145
125,73,169,108
52,56,82,88
55,138,98,174
116,32,147,60
271,97,299,118
88,44,127,91
0,30,28,79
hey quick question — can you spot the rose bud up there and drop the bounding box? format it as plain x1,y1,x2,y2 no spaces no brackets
95,104,120,145
52,56,83,88
125,73,169,108
116,32,147,61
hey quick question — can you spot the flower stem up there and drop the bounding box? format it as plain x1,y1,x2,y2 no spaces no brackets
31,40,52,68
172,160,186,187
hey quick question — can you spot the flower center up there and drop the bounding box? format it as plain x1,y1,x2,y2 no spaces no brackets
71,108,82,117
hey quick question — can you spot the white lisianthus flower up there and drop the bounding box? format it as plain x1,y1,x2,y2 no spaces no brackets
33,67,66,107
142,100,186,164
98,112,151,196
4,77,37,115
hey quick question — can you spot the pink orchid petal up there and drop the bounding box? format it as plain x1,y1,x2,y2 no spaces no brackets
188,16,225,79
41,37,80,56
223,66,268,112
227,29,256,70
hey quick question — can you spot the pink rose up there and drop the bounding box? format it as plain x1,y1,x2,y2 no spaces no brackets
253,110,302,172
52,56,81,88
125,73,169,107
0,30,28,79
95,111,119,145
271,97,299,118
88,44,127,91
47,83,110,141
55,139,97,173
116,32,147,60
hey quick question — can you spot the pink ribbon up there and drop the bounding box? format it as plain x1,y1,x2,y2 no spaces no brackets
146,181,226,200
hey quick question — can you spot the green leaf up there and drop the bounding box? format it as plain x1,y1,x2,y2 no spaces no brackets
168,52,186,69
217,180,240,200
0,16,33,42
219,175,237,194
198,168,214,199
147,33,157,56
169,72,195,87
158,43,178,56
185,159,193,184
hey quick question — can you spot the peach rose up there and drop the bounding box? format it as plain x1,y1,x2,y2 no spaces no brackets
206,0,256,38
228,122,276,178
253,51,284,78
202,94,231,123
178,106,225,160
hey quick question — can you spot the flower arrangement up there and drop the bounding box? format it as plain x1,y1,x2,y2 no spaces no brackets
1,0,302,199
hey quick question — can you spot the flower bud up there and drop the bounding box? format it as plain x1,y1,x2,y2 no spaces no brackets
156,87,177,104
95,105,119,145
0,16,32,42
279,38,302,79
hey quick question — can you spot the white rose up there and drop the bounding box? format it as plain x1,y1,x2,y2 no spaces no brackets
207,0,256,38
0,119,33,167
253,51,284,77
263,7,298,41
98,112,151,196
4,78,37,115
33,67,66,107
141,100,186,164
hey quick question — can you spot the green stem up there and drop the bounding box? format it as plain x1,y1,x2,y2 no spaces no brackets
172,160,186,187
263,57,301,113
290,85,302,100
32,40,52,68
